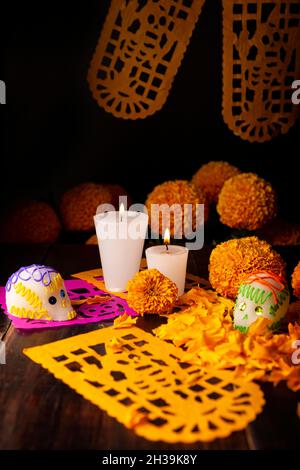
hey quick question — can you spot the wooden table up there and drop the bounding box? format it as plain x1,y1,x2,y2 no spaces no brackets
0,243,300,450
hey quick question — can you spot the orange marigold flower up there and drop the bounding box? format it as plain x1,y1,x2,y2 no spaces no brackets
127,269,178,315
292,262,300,298
1,201,61,244
192,161,240,204
145,180,208,238
209,236,286,299
260,219,300,246
217,173,277,231
60,182,113,232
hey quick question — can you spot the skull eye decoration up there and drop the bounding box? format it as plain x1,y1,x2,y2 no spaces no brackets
255,306,263,315
48,296,57,305
5,264,77,322
234,271,290,334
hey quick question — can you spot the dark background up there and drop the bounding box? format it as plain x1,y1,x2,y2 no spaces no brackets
2,0,300,221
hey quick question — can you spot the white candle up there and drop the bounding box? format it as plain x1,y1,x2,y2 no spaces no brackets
94,208,148,292
146,230,188,296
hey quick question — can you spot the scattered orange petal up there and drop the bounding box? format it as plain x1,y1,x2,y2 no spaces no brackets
154,286,300,392
113,313,137,329
106,336,124,353
125,410,148,429
72,295,111,307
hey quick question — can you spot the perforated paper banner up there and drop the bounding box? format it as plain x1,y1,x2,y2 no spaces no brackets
73,267,210,300
88,0,206,119
24,326,265,443
0,279,138,330
223,0,300,142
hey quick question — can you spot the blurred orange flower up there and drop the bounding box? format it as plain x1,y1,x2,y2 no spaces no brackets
217,173,277,230
192,161,240,204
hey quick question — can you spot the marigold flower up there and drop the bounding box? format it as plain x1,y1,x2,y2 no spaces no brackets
217,173,277,230
292,262,300,298
60,183,113,231
192,161,240,203
209,237,286,299
1,201,61,244
127,269,178,315
145,180,208,238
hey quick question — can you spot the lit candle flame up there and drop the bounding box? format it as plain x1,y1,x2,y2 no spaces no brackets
120,203,125,215
164,228,170,251
119,203,125,222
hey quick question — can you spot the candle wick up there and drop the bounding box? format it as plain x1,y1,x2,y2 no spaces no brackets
166,244,169,251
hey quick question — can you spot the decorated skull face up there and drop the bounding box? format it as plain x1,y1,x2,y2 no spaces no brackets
234,271,289,333
5,265,76,321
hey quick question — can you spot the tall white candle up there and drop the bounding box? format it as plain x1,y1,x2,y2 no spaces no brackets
146,230,188,296
94,208,148,292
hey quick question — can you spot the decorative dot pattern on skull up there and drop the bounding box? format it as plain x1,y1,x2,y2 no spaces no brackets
223,0,300,142
5,264,58,292
24,326,265,443
88,0,206,119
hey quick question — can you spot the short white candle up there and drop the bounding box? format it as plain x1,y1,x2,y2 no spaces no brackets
146,231,188,296
94,208,148,292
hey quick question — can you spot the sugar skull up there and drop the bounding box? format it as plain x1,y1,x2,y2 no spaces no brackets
5,265,76,321
234,271,290,333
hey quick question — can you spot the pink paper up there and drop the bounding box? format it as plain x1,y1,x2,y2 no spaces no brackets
0,278,138,330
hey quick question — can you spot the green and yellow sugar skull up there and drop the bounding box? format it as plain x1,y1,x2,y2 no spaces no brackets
234,271,289,334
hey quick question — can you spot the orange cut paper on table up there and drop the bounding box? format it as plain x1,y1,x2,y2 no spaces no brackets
72,263,210,301
24,325,265,443
88,0,206,119
223,0,300,142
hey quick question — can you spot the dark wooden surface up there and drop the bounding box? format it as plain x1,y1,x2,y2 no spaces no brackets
0,243,300,450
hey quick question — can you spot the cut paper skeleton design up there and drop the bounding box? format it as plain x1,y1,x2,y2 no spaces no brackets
5,265,76,321
24,326,265,443
223,0,300,142
88,0,206,119
88,0,300,141
234,271,290,333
